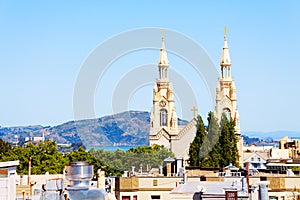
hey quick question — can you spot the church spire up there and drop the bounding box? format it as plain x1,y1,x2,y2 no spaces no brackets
158,29,169,80
220,27,231,67
220,27,232,79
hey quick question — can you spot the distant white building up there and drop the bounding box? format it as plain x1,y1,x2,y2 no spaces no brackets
243,144,273,152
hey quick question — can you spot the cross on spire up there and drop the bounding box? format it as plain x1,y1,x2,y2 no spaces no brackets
161,29,165,41
220,26,231,67
158,28,169,74
191,106,198,119
223,27,228,40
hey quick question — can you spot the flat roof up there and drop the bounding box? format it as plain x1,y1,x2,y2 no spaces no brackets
266,163,300,166
0,160,19,168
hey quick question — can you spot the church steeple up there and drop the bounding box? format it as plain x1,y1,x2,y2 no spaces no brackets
150,29,178,149
215,28,243,167
220,27,231,79
158,29,169,81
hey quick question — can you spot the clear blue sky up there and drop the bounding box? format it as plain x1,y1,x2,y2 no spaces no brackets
0,0,299,132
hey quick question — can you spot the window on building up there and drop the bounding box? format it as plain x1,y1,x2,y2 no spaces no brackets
133,196,137,200
153,179,158,186
122,196,130,200
258,157,261,162
160,109,167,126
151,195,160,200
223,108,231,120
251,157,254,161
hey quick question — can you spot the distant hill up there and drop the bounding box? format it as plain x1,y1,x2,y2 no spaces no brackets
0,111,188,149
241,135,260,145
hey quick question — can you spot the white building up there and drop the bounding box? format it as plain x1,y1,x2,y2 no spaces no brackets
0,160,19,200
243,152,268,169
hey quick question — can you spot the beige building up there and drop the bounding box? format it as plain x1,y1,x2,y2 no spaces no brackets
215,30,243,166
115,176,183,200
115,173,300,200
280,136,300,158
149,32,197,161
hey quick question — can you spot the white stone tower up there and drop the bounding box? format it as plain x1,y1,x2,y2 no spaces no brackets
149,30,179,149
215,29,243,166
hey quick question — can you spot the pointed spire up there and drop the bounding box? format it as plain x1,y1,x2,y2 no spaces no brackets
220,27,231,67
158,29,169,66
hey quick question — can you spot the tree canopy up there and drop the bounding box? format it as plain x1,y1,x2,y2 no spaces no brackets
89,144,174,175
188,115,206,166
0,139,173,176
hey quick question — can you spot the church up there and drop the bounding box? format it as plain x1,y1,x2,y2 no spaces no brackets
149,30,243,166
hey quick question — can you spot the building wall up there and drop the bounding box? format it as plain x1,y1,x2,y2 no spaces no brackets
115,177,182,200
137,191,171,200
0,166,17,200
269,191,299,200
171,119,197,159
270,148,289,159
249,176,300,191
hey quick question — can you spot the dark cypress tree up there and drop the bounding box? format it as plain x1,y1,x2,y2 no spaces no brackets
188,115,206,166
228,119,239,167
206,112,220,152
218,113,239,167
201,112,221,167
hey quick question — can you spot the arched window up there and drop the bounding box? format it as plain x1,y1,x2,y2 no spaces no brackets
223,108,231,120
160,109,167,126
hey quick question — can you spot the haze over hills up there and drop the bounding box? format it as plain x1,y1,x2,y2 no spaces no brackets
0,110,297,148
243,131,300,140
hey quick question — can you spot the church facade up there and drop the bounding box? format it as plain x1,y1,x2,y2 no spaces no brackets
149,30,243,165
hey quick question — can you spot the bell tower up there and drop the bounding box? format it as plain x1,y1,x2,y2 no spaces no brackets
215,28,243,165
149,30,179,149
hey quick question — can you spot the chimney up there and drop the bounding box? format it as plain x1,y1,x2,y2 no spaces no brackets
183,170,187,184
246,162,250,192
258,181,269,200
131,166,135,175
97,169,105,189
159,165,163,175
28,157,31,185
